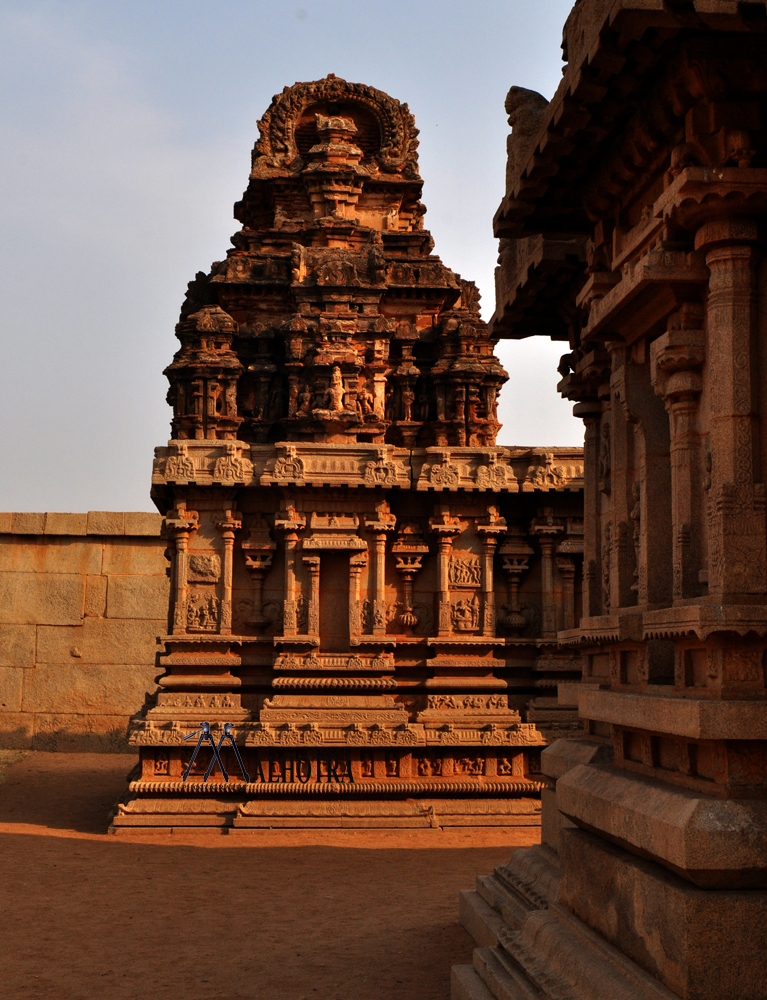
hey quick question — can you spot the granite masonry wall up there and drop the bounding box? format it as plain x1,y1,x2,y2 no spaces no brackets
0,512,168,751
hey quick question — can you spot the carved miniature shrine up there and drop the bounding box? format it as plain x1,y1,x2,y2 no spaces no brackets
112,76,584,833
455,3,767,1000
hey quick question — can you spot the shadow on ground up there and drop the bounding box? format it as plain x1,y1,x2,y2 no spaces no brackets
0,752,536,1000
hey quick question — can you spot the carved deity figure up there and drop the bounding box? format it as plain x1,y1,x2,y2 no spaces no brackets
401,385,415,422
328,366,345,412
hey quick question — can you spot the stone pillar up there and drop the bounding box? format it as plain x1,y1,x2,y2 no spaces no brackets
651,312,706,600
477,507,507,636
303,555,320,638
166,503,199,635
530,510,564,639
274,506,306,636
242,516,277,632
364,502,396,635
349,552,367,638
555,555,576,632
214,508,242,634
697,219,766,596
391,522,429,630
429,507,463,636
573,401,603,617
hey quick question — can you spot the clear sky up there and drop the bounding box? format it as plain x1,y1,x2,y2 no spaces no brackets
0,0,580,512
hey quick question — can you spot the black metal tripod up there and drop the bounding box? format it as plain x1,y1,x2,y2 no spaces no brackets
217,723,250,783
182,721,249,783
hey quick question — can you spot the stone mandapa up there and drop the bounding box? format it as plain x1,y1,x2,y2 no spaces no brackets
454,1,767,998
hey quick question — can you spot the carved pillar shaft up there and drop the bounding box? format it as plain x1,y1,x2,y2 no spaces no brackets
215,510,241,635
304,555,320,638
374,533,387,635
540,539,556,638
349,554,366,637
706,242,759,485
172,533,190,635
577,407,602,617
283,533,299,635
436,537,453,636
167,505,198,635
699,224,766,595
481,538,498,637
668,395,702,599
556,555,576,632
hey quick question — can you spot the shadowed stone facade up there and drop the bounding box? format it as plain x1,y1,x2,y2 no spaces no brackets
112,76,585,832
455,2,767,999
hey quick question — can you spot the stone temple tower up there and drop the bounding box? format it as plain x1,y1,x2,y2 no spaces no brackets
113,76,584,833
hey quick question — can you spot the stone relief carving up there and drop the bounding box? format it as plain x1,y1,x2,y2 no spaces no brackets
452,595,480,631
430,462,460,487
213,444,253,483
188,554,221,583
449,553,482,587
185,592,220,632
475,463,509,490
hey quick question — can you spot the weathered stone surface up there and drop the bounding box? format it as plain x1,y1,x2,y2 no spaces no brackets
0,666,23,712
560,828,767,1000
84,574,107,618
541,735,612,780
44,512,88,535
32,713,131,752
36,619,162,665
0,711,33,749
11,512,45,534
106,575,169,620
579,690,767,741
559,763,767,888
123,512,163,536
0,624,36,668
0,537,101,575
101,538,167,576
22,663,158,715
0,572,84,626
86,511,125,535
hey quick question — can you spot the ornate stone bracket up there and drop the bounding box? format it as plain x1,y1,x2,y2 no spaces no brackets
530,510,565,638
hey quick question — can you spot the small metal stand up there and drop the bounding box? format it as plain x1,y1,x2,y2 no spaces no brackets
182,721,249,783
217,723,250,783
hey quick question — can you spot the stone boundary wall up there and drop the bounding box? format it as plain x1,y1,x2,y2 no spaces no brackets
0,513,168,751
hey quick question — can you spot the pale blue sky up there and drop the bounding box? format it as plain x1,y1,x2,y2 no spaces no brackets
0,0,580,511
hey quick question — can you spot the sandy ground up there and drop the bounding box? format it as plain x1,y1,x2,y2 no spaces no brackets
0,751,537,1000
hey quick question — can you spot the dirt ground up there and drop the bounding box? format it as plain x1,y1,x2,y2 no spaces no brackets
0,751,537,1000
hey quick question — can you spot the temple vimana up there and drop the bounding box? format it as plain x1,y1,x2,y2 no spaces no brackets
108,72,585,832
2,0,767,996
